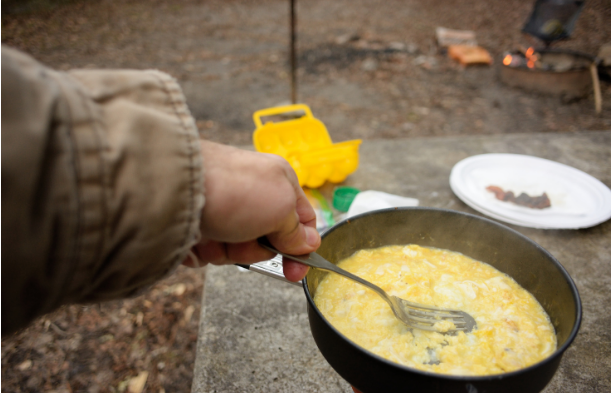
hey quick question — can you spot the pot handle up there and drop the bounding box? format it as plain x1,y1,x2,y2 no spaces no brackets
236,255,303,287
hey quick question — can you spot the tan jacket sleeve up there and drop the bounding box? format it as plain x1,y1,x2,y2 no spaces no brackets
1,46,204,336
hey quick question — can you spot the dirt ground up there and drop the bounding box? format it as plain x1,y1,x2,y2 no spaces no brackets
2,0,611,392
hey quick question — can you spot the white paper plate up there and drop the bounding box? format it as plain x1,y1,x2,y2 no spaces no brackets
450,154,611,229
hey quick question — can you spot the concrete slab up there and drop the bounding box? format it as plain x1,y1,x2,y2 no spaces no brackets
192,131,611,393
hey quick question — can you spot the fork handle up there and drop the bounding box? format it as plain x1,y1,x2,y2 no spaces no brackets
257,238,393,306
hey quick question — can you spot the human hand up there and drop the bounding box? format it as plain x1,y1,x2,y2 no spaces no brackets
183,140,320,282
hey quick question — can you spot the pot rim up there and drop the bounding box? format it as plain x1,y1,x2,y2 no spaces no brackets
302,206,582,381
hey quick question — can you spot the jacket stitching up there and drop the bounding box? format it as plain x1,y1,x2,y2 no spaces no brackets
45,70,88,308
147,70,201,274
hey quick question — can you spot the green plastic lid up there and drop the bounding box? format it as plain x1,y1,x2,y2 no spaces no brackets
333,186,360,212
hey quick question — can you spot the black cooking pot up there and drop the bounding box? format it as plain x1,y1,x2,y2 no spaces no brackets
303,207,581,393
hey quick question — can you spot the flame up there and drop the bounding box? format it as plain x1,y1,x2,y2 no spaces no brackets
524,47,538,69
504,47,541,69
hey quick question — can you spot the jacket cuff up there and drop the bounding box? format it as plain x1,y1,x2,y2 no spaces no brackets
62,68,204,303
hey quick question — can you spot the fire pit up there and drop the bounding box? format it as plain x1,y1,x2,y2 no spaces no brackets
499,0,602,111
500,47,596,99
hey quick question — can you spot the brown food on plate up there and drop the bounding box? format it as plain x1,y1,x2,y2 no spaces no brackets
486,185,551,209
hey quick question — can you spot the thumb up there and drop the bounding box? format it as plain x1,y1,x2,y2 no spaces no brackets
267,220,320,256
267,185,320,254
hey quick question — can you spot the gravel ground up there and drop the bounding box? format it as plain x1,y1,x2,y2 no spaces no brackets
1,266,205,393
2,0,611,392
2,0,611,145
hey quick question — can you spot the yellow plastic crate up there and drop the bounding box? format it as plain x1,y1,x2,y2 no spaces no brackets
253,104,362,188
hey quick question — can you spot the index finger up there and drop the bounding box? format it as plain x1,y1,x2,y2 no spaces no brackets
282,257,311,282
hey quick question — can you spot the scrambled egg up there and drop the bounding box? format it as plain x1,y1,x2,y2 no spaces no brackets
314,245,556,376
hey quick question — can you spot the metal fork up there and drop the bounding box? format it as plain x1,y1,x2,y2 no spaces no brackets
257,240,477,334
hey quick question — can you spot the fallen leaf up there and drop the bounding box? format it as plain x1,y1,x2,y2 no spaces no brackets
172,283,186,296
128,371,148,393
17,359,32,371
136,312,144,326
184,305,195,324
